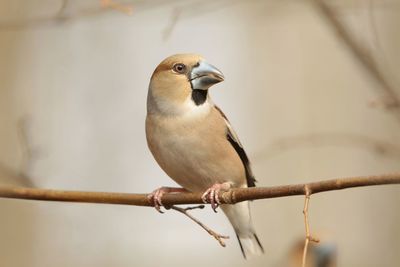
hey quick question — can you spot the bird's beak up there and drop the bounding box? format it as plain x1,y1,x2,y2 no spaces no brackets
189,61,225,90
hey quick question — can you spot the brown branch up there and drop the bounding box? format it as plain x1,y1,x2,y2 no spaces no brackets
0,173,399,206
312,0,400,122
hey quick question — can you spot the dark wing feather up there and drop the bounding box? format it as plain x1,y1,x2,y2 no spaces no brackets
214,106,256,187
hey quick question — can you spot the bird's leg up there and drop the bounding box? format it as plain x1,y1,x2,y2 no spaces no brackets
147,187,188,213
201,182,232,212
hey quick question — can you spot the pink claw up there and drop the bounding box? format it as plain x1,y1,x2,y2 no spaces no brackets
147,187,166,213
147,187,188,213
201,183,231,212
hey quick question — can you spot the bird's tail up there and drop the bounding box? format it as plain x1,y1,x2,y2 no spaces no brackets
221,201,264,259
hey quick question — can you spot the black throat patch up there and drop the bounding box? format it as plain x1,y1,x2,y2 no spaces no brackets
191,89,208,105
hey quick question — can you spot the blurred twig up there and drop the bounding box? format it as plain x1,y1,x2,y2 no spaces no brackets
17,117,42,183
100,0,133,15
312,0,400,122
161,0,244,41
0,0,230,31
0,117,37,187
162,7,181,41
0,163,33,187
366,0,400,99
0,0,133,30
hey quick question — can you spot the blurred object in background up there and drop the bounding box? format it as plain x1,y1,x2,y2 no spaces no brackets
286,238,337,267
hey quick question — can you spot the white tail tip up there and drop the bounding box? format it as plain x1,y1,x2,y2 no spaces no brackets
237,233,264,259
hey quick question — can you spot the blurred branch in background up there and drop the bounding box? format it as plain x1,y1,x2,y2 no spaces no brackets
312,0,400,122
0,0,244,34
0,0,134,30
0,117,38,187
162,6,181,41
17,117,42,186
100,0,133,15
253,133,400,162
0,163,33,187
162,0,243,41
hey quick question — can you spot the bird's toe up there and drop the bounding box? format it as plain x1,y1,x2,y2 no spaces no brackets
202,182,232,212
148,187,168,213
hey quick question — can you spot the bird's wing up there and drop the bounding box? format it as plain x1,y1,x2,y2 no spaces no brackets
214,106,256,187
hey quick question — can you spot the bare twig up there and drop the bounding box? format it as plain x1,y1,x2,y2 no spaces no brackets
0,173,398,206
301,187,320,267
170,205,229,247
312,0,400,121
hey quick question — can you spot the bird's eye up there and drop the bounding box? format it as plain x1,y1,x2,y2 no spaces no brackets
173,63,186,74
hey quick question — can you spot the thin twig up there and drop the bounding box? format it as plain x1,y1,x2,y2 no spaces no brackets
0,173,399,206
180,204,205,211
301,187,320,267
170,205,229,247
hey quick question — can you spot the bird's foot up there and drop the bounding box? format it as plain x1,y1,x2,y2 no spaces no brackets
201,182,232,212
147,187,188,213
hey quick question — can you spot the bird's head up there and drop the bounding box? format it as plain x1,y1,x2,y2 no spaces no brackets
148,54,224,115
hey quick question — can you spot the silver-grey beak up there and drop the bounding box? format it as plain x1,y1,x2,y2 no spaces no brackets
189,61,224,90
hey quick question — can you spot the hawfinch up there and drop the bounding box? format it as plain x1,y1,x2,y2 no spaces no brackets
146,54,263,258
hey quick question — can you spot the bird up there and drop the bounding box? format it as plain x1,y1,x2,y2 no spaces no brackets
145,54,263,258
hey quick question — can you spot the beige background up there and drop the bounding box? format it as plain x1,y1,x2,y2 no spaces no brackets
0,0,399,266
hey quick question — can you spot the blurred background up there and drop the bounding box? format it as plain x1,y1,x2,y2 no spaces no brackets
0,0,399,266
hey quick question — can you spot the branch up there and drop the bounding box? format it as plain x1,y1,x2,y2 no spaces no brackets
0,173,399,206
